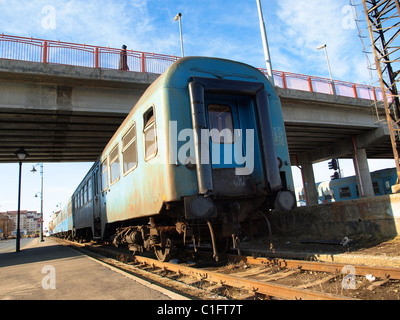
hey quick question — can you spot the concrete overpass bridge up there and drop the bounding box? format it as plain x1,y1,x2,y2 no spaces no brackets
0,34,392,203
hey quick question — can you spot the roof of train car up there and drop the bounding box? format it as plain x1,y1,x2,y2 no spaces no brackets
101,56,273,154
316,167,396,188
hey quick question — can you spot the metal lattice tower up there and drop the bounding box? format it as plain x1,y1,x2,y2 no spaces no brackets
361,0,400,185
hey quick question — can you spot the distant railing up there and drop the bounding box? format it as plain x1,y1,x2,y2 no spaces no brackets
0,33,383,101
266,69,383,101
0,33,179,73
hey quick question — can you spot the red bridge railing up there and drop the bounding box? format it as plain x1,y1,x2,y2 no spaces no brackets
0,33,382,101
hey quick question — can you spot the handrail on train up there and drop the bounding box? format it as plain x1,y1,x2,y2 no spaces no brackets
0,33,383,101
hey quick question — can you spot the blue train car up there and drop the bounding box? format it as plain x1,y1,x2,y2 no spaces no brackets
296,167,397,204
52,199,73,239
69,57,295,260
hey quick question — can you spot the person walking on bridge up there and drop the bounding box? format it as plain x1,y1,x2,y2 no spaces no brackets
119,45,129,71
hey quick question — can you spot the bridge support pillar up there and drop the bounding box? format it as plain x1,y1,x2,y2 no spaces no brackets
352,148,374,198
301,162,319,205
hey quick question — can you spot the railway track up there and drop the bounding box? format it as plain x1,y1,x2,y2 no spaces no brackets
55,238,400,300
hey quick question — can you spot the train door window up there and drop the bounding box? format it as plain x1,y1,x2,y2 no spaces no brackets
143,107,157,160
88,178,92,202
94,167,99,196
122,123,138,174
384,179,391,193
208,104,234,144
339,187,351,198
110,145,120,184
101,159,109,191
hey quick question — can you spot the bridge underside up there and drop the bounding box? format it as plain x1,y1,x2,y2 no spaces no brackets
0,108,393,163
0,107,126,162
285,123,393,160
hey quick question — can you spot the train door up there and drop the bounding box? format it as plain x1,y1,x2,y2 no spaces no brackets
204,94,260,196
384,178,391,194
92,165,102,237
205,95,245,169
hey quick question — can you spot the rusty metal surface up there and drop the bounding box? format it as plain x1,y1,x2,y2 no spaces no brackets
129,254,356,300
361,0,400,183
236,255,400,280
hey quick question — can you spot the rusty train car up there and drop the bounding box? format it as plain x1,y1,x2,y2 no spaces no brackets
53,57,296,261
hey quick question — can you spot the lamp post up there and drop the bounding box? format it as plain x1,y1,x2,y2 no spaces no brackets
174,12,184,57
15,147,28,252
256,0,274,84
316,44,335,95
31,163,44,242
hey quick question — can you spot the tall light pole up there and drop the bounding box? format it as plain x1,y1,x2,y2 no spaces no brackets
316,44,335,95
174,12,184,57
256,0,274,84
31,163,44,242
15,147,28,252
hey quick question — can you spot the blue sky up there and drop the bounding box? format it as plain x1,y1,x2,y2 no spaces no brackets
0,0,377,82
0,0,395,225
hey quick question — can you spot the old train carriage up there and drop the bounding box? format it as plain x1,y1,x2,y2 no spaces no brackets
70,57,295,260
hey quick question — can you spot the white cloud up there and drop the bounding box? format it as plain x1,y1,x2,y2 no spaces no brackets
273,0,371,84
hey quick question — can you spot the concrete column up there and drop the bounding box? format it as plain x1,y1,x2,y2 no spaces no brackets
353,148,374,198
302,162,319,205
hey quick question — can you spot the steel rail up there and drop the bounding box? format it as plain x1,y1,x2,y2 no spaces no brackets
58,239,356,300
229,254,400,280
129,254,357,300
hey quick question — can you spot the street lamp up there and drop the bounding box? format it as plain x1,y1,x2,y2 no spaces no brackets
174,12,184,57
15,147,28,252
256,0,274,84
31,163,44,242
316,44,335,95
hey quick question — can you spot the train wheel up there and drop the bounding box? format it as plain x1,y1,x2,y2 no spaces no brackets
216,238,230,254
154,238,172,262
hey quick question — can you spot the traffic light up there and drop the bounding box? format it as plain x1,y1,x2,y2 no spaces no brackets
330,171,340,180
328,159,338,171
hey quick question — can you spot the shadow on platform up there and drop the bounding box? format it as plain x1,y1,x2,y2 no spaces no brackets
0,240,82,268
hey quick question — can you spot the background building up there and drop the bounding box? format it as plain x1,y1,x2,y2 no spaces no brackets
0,210,41,237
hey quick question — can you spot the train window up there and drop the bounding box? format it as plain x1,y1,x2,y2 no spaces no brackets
143,107,157,160
101,159,108,191
88,178,92,202
81,188,85,206
339,187,351,198
110,145,120,184
122,124,138,174
83,184,88,204
208,104,234,144
373,182,380,195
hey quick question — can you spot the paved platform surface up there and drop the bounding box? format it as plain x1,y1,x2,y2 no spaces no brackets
0,238,184,300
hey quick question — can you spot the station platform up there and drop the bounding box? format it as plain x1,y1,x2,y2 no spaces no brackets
0,238,187,300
